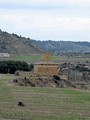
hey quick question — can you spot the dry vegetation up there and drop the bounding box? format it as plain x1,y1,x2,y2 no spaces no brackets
0,74,90,120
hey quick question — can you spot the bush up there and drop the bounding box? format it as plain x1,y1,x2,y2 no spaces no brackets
75,65,89,72
53,75,60,80
0,61,33,74
29,63,34,71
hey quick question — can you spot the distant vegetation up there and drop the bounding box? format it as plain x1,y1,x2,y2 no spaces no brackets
32,40,90,55
0,61,33,74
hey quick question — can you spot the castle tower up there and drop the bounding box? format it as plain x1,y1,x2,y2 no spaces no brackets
41,53,51,61
34,53,59,76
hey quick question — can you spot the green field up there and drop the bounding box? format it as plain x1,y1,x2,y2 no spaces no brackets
0,55,41,62
0,55,90,63
0,74,90,120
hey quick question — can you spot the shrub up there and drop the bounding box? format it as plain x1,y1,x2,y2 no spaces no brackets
53,75,60,80
0,61,33,74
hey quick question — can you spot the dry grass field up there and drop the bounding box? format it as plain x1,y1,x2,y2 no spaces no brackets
0,74,90,120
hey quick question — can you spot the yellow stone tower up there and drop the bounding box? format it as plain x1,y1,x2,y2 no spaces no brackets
41,53,51,61
34,53,59,76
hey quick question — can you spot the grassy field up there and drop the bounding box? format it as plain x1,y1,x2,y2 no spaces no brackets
0,55,90,63
0,74,90,120
0,55,41,62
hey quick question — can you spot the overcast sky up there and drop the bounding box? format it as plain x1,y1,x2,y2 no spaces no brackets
0,0,90,41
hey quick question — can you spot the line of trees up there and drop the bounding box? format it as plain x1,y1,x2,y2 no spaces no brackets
0,61,34,74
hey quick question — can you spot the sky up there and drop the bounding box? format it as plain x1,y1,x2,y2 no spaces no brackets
0,0,90,41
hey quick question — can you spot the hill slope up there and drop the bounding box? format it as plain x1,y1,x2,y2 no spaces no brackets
32,40,90,54
0,29,90,55
0,30,43,55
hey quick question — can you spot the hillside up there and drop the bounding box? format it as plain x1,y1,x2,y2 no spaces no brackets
32,40,90,54
0,29,90,56
0,29,43,56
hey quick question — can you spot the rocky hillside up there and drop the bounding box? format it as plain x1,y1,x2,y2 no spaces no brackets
0,29,43,56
